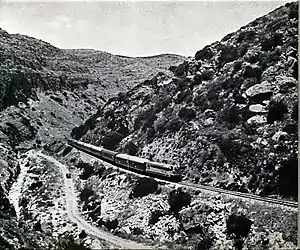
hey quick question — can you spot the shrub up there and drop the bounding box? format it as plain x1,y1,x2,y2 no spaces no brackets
101,132,123,150
124,141,138,156
218,45,238,68
243,65,262,79
62,146,72,156
149,210,163,225
146,126,156,142
195,234,214,250
168,188,191,214
78,230,87,239
288,3,298,19
154,117,168,133
166,117,183,132
154,96,172,112
267,101,288,123
134,108,157,131
233,60,243,73
176,90,193,104
291,102,298,121
226,214,252,238
172,61,189,77
200,69,215,81
195,45,214,61
79,164,94,180
79,186,94,204
178,107,196,120
236,30,256,43
71,116,97,140
278,156,297,199
103,218,118,230
261,33,283,51
130,177,158,198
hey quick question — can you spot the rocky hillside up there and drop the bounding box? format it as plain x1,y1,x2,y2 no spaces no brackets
76,2,298,200
0,28,185,248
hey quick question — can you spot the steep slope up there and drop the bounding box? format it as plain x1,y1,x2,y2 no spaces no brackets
77,2,298,200
0,28,185,248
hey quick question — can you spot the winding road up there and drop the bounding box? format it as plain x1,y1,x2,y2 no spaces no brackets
37,152,153,249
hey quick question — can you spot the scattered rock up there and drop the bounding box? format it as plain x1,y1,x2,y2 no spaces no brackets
245,81,274,98
247,115,267,124
272,131,288,141
249,104,268,113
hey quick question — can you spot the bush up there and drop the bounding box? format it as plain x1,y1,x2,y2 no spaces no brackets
291,102,298,121
165,117,183,132
71,116,97,140
195,234,214,250
168,188,191,214
149,210,163,225
267,101,288,123
178,107,196,120
175,90,193,104
199,69,215,81
195,45,214,61
288,3,298,19
226,214,252,238
124,141,138,156
236,30,256,43
79,164,94,180
101,132,123,150
134,108,157,131
171,62,189,77
261,33,283,51
218,45,238,68
278,155,297,199
243,65,262,79
130,177,158,198
78,230,87,239
79,186,94,204
154,117,168,134
103,218,118,230
62,146,72,156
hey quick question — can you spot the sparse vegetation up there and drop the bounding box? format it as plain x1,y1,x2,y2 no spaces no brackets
168,189,191,214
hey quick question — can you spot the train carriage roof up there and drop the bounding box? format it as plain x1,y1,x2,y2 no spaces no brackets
101,148,118,155
116,154,149,164
147,161,174,170
89,144,103,151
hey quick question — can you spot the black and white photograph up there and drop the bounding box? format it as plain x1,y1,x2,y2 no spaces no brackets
0,0,298,249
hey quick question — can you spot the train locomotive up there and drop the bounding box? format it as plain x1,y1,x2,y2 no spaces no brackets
67,138,181,181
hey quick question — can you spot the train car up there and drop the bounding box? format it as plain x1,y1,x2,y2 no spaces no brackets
146,161,181,181
101,148,118,162
115,154,148,172
68,138,181,181
67,139,103,158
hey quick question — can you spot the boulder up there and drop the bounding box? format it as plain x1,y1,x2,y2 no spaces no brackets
247,115,267,124
272,131,288,141
245,81,274,98
204,118,214,126
248,104,268,113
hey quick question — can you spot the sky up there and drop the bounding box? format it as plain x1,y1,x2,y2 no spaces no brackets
0,1,290,57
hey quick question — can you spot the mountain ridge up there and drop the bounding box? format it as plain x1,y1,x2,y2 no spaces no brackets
75,1,298,200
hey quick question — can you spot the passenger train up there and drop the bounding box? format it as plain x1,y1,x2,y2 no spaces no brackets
67,139,181,181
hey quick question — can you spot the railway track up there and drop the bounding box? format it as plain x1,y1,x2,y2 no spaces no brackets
72,144,298,209
180,181,298,209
